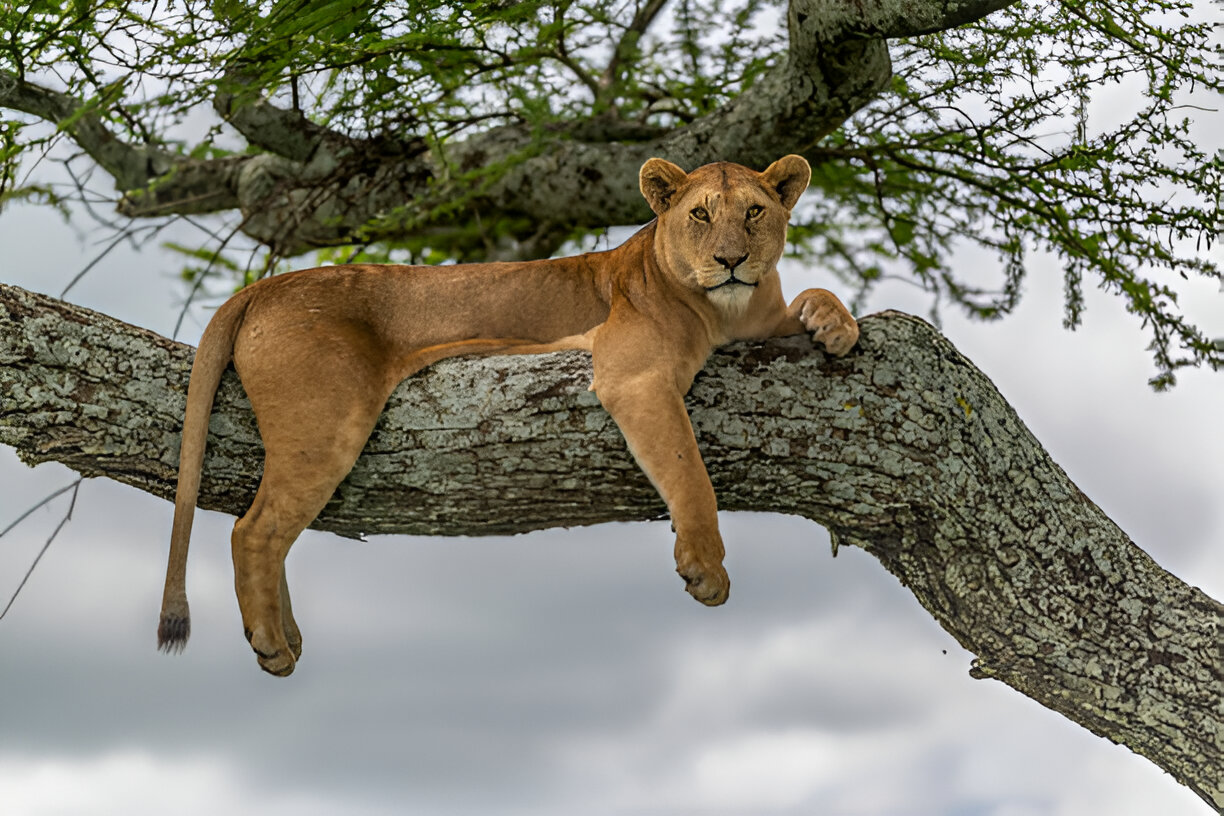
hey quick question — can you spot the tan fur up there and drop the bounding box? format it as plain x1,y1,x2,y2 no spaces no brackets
159,155,859,676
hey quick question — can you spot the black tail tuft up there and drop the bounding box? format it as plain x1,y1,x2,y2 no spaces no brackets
157,615,190,654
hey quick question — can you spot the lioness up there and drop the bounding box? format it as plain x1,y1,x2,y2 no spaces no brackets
159,154,859,675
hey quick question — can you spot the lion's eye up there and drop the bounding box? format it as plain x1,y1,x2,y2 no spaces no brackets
690,207,710,222
747,205,764,219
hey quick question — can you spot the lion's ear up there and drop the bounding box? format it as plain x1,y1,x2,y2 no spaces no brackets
761,154,811,211
639,158,689,215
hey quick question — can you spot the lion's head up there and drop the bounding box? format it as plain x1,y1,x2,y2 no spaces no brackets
639,155,811,313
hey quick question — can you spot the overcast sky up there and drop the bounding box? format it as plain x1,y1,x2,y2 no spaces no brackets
2,19,1223,816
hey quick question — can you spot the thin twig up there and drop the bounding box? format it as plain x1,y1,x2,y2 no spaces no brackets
0,480,79,539
172,218,244,340
59,216,172,299
0,477,83,622
600,0,670,96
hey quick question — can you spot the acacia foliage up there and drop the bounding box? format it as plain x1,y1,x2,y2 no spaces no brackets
0,1,1220,386
814,2,1223,389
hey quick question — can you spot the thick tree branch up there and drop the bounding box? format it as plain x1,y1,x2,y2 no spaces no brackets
0,1,1020,260
1,282,1220,809
791,0,1020,42
115,156,247,216
0,69,244,215
212,71,347,163
0,70,168,190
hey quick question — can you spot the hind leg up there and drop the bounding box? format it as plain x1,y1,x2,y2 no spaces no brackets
231,333,398,676
231,471,332,677
232,417,381,676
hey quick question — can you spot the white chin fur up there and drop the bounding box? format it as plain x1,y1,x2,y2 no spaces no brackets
705,284,756,316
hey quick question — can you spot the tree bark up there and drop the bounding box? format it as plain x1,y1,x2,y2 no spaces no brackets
0,282,1219,808
0,0,1020,259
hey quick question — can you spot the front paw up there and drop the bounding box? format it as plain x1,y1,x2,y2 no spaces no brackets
676,555,730,606
797,292,859,357
245,625,296,677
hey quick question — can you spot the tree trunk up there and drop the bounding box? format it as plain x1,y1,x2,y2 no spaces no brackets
1,282,1220,809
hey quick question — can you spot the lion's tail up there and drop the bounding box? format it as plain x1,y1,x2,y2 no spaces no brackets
157,293,250,653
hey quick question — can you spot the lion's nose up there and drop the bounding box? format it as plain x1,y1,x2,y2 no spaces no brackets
714,252,748,271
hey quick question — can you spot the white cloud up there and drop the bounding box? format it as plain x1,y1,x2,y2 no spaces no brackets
0,751,404,816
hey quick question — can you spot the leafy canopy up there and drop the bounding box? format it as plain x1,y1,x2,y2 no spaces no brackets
1,0,1220,386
